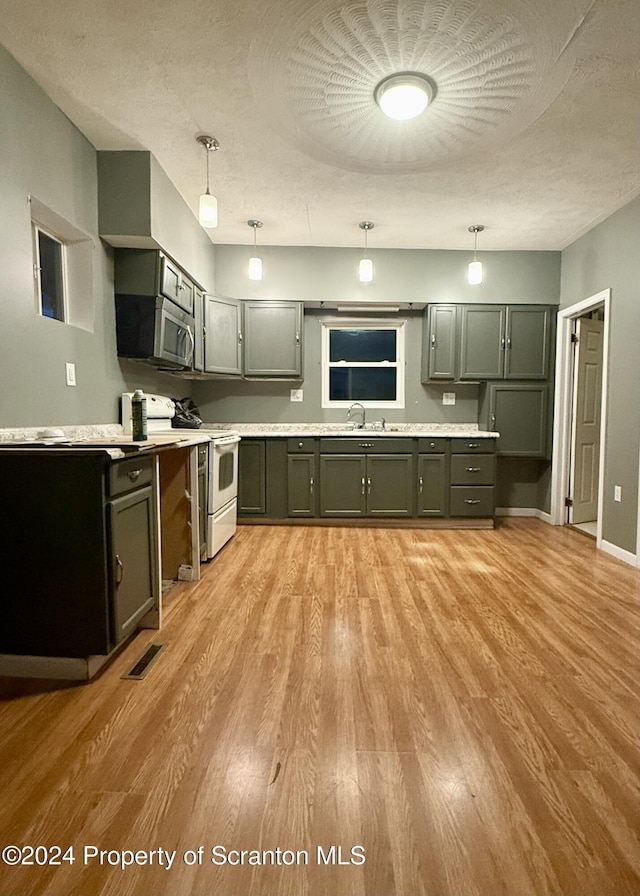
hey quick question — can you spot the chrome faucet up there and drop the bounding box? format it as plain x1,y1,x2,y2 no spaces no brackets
347,402,366,429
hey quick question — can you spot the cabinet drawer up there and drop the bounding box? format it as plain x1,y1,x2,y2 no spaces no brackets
450,454,495,485
450,486,494,517
108,456,154,497
320,438,413,454
451,439,495,454
417,437,446,453
287,437,316,453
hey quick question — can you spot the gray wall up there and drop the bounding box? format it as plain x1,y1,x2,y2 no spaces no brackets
560,195,640,554
0,46,204,428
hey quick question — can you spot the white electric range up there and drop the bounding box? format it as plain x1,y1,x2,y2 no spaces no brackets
121,393,240,560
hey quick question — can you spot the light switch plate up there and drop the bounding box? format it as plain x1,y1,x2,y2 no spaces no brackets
290,389,303,402
443,392,456,405
65,362,76,386
614,485,622,502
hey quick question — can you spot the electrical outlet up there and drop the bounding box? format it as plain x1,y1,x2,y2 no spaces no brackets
614,485,622,502
290,389,303,402
443,392,456,406
65,362,76,386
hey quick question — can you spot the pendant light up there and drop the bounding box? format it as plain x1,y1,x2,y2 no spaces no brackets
247,220,263,280
359,221,374,283
196,135,220,228
468,225,484,285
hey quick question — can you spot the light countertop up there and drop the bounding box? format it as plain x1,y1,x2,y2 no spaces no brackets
202,423,499,438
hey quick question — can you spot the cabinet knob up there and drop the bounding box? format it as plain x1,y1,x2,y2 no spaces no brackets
430,442,436,448
298,441,304,448
127,469,142,482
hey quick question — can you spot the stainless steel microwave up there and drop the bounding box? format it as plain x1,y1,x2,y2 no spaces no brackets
115,295,195,369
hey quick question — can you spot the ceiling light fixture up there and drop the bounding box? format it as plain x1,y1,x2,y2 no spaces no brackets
374,72,436,121
468,225,484,285
196,135,220,228
247,219,263,280
359,221,374,283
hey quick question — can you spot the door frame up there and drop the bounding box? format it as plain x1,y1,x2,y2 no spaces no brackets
550,288,610,548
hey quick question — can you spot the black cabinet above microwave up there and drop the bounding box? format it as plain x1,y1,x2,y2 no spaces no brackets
114,249,198,315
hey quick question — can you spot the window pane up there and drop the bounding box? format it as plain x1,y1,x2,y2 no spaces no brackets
38,231,64,321
329,328,396,362
329,367,397,401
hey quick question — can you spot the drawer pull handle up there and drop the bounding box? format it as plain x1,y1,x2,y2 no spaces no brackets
467,443,480,449
358,442,375,448
464,499,481,505
127,469,142,482
465,467,481,472
431,334,436,347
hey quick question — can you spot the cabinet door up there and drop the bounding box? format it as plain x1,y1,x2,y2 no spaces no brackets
159,255,182,305
504,306,552,379
243,301,303,377
204,294,242,375
459,305,506,379
489,384,548,456
238,439,266,514
287,454,316,516
417,454,447,516
108,485,158,645
319,455,367,516
423,305,458,380
367,455,414,516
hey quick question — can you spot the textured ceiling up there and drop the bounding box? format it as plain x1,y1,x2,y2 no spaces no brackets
0,0,638,250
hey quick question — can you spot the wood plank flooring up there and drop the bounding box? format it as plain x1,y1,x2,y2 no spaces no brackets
0,519,638,896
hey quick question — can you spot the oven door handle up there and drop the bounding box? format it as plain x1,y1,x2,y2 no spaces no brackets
212,435,241,446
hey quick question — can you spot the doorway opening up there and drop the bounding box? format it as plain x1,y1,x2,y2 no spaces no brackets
550,289,610,549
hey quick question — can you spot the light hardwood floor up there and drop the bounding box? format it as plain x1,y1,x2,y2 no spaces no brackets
0,519,638,896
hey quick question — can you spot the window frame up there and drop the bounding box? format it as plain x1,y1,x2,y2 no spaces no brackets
32,223,68,322
321,317,406,409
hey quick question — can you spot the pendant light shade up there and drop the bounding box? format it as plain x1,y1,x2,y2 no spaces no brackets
467,225,484,285
248,220,263,281
359,221,374,283
196,135,220,229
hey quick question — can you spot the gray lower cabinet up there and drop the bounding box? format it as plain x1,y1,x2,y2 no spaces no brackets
243,301,303,378
449,439,496,517
319,448,414,517
0,453,159,659
238,439,267,514
288,454,317,516
480,383,549,457
417,455,447,516
106,462,158,645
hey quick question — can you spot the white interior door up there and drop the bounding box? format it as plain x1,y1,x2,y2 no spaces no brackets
569,317,604,524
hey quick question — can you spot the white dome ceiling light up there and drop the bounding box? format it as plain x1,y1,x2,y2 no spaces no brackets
374,73,436,121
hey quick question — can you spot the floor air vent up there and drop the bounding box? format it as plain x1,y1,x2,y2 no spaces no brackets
122,643,164,680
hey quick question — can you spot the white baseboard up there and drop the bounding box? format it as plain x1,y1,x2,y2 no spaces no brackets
601,539,637,567
496,507,552,523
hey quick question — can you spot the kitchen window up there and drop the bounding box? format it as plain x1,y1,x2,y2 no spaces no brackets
321,318,406,408
30,195,95,331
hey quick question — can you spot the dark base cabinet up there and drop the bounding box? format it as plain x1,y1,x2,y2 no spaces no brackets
238,436,496,524
0,453,159,659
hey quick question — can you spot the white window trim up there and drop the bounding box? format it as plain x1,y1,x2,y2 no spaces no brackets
32,223,69,322
321,317,406,409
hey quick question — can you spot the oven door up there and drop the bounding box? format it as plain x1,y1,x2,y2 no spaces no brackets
154,297,195,369
209,435,240,513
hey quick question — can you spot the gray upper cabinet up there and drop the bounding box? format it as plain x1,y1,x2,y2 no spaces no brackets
480,383,549,457
459,305,507,379
459,304,552,381
422,304,458,380
114,249,196,315
243,301,303,378
203,294,242,376
424,303,555,382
